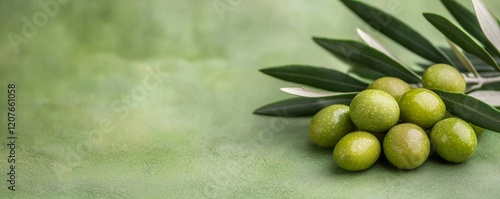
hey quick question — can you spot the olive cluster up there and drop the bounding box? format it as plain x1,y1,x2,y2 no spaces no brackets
308,64,482,171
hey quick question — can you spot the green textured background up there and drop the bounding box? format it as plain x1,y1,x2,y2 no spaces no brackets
1,0,500,198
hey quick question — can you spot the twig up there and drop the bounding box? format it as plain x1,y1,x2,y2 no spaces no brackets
464,76,500,84
464,75,500,92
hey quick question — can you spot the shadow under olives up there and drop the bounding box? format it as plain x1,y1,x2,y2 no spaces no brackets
377,156,400,171
305,142,332,156
427,152,463,165
331,164,372,175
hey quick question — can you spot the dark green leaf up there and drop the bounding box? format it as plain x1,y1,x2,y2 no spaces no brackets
438,47,499,72
253,94,357,117
260,65,368,92
340,0,451,64
482,81,500,90
313,38,421,83
440,0,500,56
447,39,480,77
467,56,500,71
473,0,500,55
424,13,500,71
347,66,385,82
432,89,500,132
446,39,480,77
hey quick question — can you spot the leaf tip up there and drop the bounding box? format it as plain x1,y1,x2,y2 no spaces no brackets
422,12,434,18
258,68,269,73
253,106,273,116
258,66,280,75
312,36,322,43
252,108,265,115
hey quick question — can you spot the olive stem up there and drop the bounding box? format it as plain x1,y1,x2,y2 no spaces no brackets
464,75,500,92
464,76,500,84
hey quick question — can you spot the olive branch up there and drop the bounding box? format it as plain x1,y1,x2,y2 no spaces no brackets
254,0,500,132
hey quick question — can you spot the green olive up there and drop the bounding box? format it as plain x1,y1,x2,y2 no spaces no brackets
367,77,411,101
383,123,430,169
399,88,446,129
333,131,381,171
430,118,477,163
422,64,466,93
349,89,400,133
309,104,356,147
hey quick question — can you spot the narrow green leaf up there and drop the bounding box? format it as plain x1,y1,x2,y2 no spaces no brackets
260,65,367,92
313,38,421,83
357,28,399,61
253,94,357,117
341,0,451,64
467,56,500,71
439,47,499,72
482,80,500,90
432,89,500,132
424,13,500,71
280,87,357,98
447,39,480,77
347,66,385,83
440,0,499,56
473,0,500,53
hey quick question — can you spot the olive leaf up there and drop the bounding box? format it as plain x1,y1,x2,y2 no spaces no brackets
280,87,358,98
253,94,357,117
447,39,480,77
340,0,451,64
357,28,399,61
438,47,499,73
347,66,385,83
313,38,421,84
473,0,500,54
432,89,500,132
424,13,500,71
255,1,500,122
260,65,367,92
441,0,500,56
482,80,500,90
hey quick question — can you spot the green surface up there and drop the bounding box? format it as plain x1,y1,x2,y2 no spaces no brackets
1,0,500,198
